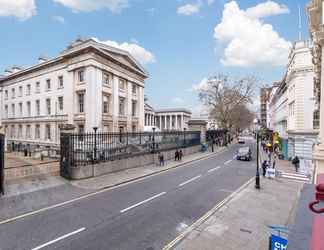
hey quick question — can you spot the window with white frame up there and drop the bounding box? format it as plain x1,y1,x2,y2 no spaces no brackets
5,90,8,100
58,76,64,89
26,84,31,96
35,124,40,139
46,98,51,115
18,86,23,97
27,101,31,116
45,124,51,140
18,125,22,138
46,79,51,91
11,88,15,99
119,97,125,116
119,78,126,90
103,95,109,114
78,69,85,82
58,96,63,111
132,100,137,117
26,125,31,139
4,105,8,118
78,93,84,113
35,82,40,93
19,103,22,117
11,125,15,138
103,72,111,86
36,100,40,116
132,83,137,94
11,103,15,117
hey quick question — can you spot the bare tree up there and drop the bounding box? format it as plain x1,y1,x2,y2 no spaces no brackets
199,74,256,130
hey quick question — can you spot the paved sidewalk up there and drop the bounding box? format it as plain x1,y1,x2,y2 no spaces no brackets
72,148,223,190
172,176,304,250
0,147,225,222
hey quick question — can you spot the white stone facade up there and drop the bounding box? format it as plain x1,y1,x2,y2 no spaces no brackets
144,103,191,131
0,38,147,150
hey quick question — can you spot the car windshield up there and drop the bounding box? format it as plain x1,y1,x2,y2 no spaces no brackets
238,147,249,153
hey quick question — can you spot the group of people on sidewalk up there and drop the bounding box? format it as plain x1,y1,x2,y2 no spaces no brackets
157,149,184,167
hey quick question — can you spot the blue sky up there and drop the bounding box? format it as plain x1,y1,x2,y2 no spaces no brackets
0,0,311,114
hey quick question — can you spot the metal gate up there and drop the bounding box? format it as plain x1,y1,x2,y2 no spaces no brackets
60,133,72,179
0,134,5,195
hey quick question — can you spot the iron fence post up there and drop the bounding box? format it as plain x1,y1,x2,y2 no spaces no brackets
93,127,98,163
183,128,187,148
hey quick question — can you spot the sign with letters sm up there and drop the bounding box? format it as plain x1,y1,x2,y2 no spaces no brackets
271,234,288,250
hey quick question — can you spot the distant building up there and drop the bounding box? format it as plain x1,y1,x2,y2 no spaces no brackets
260,87,271,128
0,38,147,150
144,102,191,131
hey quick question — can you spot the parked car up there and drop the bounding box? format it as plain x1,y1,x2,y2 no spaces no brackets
238,137,245,144
236,147,252,161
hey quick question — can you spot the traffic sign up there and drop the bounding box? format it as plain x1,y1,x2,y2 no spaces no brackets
271,234,288,250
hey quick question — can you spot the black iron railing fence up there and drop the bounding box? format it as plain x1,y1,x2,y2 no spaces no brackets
0,134,5,195
60,131,201,167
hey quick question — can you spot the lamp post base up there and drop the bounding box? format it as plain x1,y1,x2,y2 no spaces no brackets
255,174,260,189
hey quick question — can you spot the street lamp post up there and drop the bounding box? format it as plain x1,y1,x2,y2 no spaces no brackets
93,127,98,163
254,118,260,189
152,127,156,153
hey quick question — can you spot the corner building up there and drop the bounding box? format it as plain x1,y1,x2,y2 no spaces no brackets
0,38,147,149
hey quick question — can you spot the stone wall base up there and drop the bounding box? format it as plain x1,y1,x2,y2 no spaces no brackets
68,145,201,180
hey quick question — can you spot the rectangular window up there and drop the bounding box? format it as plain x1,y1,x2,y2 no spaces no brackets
18,125,22,138
46,98,51,115
35,124,40,139
58,96,63,111
78,93,84,113
46,79,51,91
78,69,85,82
132,100,137,116
12,88,15,99
119,97,125,116
58,76,64,88
103,95,109,114
19,86,23,97
36,100,40,116
19,103,22,117
26,125,31,139
78,124,85,134
36,82,40,93
132,83,137,94
132,125,136,132
11,103,15,118
45,124,51,140
27,101,31,116
26,84,31,96
4,105,8,118
5,90,8,100
119,79,126,90
11,125,15,138
103,72,111,86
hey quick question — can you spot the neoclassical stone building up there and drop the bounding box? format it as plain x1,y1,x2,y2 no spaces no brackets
0,38,147,149
144,102,191,131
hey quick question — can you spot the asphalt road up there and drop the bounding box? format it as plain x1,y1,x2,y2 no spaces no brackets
0,140,256,250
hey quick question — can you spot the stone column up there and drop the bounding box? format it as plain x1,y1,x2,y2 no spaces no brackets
175,115,178,130
65,70,75,125
127,81,132,132
138,86,145,131
182,115,184,131
164,116,167,130
112,75,119,132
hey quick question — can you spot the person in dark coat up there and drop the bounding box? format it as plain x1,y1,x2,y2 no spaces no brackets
262,160,268,177
175,150,179,161
292,156,300,172
179,150,183,161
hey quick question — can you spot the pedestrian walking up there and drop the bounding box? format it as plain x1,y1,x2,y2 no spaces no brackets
158,152,164,166
292,155,300,172
179,150,183,161
262,160,268,177
175,150,179,161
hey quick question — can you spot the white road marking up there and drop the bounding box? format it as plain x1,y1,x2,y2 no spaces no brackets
178,175,202,187
219,189,234,193
224,160,232,165
120,192,167,213
31,227,85,250
208,166,221,173
281,174,309,182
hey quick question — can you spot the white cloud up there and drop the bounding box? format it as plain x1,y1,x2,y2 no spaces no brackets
177,3,201,16
52,15,65,23
207,0,214,6
246,1,289,19
92,38,156,65
214,1,291,67
172,97,185,105
53,0,128,13
191,78,209,92
0,0,36,20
